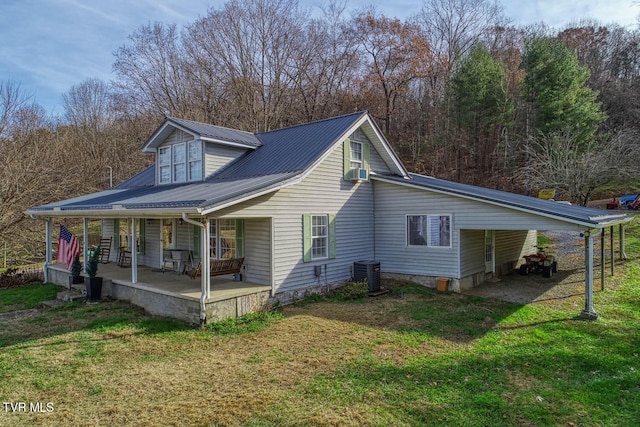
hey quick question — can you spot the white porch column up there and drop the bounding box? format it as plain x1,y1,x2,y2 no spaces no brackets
131,218,138,284
44,218,53,283
45,218,53,263
83,218,89,271
203,219,210,299
580,231,598,320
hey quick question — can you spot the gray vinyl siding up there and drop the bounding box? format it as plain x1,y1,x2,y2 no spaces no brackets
458,229,536,278
373,182,460,278
142,219,161,268
213,138,375,293
377,181,588,231
242,218,271,285
460,230,484,277
373,180,557,279
369,145,391,175
495,230,536,269
204,144,248,177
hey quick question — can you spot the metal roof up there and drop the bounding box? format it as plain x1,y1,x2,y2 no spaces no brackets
167,117,262,148
115,165,155,189
28,173,298,215
142,117,262,152
214,111,368,179
27,111,386,217
375,173,631,228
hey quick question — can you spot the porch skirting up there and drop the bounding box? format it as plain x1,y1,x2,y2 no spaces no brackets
45,264,272,324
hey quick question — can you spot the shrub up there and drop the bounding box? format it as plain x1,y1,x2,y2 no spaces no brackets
332,280,369,301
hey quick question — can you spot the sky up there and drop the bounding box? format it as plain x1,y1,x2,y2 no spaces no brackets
1,0,639,116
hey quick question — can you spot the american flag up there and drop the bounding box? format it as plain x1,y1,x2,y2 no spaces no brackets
57,224,81,270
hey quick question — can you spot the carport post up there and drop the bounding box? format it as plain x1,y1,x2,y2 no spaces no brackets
619,224,627,261
600,230,605,291
580,231,598,320
610,226,614,277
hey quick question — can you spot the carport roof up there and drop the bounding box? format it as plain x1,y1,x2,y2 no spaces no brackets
375,173,632,228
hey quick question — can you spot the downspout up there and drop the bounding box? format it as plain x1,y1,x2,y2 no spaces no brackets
182,213,209,326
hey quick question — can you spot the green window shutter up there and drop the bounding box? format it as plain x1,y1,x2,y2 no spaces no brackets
328,214,336,259
235,219,244,258
303,214,312,262
193,224,200,258
363,142,370,180
138,219,145,254
114,219,120,249
343,138,351,180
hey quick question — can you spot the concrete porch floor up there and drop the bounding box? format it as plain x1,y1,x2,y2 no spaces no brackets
82,262,272,302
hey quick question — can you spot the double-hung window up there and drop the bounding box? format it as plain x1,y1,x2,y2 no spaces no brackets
349,140,363,170
311,215,328,259
303,214,336,262
407,215,451,247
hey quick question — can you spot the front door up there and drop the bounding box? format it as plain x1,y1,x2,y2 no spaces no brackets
485,230,495,276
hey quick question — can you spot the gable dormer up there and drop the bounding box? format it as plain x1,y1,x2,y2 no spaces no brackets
142,117,262,185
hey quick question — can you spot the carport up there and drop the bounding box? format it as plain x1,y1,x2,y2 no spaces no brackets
373,174,633,320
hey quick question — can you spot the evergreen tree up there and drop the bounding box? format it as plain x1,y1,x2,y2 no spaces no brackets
449,43,514,183
521,37,606,147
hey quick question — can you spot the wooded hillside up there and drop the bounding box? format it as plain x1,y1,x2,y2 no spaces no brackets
2,0,640,264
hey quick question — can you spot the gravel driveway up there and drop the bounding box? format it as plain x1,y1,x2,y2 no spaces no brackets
462,230,622,310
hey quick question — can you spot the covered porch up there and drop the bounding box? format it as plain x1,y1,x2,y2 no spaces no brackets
47,262,271,324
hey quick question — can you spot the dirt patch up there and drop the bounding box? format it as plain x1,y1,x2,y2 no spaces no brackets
462,230,624,310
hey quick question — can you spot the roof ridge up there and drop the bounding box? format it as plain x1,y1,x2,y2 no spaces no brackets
256,110,367,137
167,116,257,136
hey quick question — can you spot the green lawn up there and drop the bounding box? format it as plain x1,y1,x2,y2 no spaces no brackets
0,220,639,426
0,283,61,313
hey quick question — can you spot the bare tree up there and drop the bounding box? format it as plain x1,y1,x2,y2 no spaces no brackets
353,10,432,135
113,22,191,118
289,0,361,122
517,129,640,205
183,0,309,131
418,0,504,76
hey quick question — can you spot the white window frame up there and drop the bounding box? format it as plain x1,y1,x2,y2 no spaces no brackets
349,140,363,170
209,219,238,260
157,136,203,185
188,140,203,182
158,146,171,184
406,214,452,248
172,143,186,183
311,214,329,260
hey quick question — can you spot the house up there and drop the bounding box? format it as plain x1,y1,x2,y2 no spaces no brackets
27,111,632,324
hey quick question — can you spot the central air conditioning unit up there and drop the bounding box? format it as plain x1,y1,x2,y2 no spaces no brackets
350,168,368,181
353,260,381,292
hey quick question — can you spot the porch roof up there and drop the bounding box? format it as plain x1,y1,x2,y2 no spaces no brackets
26,172,298,217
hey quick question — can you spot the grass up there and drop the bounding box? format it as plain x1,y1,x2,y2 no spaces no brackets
0,283,61,313
1,221,639,426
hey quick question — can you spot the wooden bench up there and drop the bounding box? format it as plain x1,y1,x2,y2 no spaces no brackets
190,257,244,280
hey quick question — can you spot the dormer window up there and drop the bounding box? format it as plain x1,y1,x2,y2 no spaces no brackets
158,137,203,185
188,140,202,181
